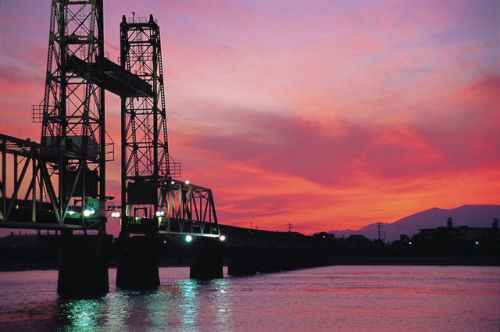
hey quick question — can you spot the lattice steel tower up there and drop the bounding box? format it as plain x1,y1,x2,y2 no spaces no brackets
36,0,107,228
120,14,180,233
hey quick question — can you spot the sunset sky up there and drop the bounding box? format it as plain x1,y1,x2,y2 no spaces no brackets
0,0,499,235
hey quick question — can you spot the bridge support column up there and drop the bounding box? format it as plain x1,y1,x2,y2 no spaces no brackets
57,233,111,296
227,247,257,276
190,237,223,279
116,235,160,289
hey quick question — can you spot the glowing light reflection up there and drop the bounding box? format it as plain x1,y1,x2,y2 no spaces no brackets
58,298,104,330
179,279,200,331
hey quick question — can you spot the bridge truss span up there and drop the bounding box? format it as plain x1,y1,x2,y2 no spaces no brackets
159,180,219,236
0,134,105,230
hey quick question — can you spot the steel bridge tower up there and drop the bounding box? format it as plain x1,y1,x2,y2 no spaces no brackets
35,0,107,231
120,15,219,239
120,14,176,233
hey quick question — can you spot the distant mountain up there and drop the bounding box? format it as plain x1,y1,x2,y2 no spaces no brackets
328,205,500,242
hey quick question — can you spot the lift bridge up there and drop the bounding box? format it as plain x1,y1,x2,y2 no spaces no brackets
0,0,220,240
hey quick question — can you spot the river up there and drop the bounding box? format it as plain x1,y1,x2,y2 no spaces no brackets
0,265,498,331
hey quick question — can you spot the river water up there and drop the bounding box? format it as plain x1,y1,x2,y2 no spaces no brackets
0,266,498,331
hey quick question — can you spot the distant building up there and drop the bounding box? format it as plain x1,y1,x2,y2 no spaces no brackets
413,218,500,246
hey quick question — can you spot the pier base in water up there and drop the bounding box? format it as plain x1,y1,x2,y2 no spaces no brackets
190,237,223,279
116,235,160,289
57,233,111,296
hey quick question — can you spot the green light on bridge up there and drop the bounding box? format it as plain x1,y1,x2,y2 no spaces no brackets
185,235,193,243
83,208,95,217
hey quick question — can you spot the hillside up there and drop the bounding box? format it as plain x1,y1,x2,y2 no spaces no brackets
329,205,500,242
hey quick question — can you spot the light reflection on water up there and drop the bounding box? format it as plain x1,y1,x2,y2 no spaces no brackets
57,297,105,330
46,275,233,331
0,266,498,331
213,279,231,329
179,279,200,331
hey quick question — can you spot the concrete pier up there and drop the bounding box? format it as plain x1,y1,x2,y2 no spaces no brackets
116,235,160,289
57,233,111,296
190,237,223,279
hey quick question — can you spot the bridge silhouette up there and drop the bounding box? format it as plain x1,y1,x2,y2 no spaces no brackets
0,0,226,295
